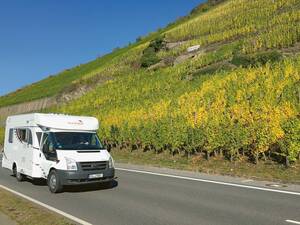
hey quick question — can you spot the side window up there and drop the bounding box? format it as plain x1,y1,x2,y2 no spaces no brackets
16,128,32,145
42,133,57,161
42,133,49,152
16,129,27,143
8,129,14,143
36,132,42,145
91,135,96,145
91,135,98,146
27,129,33,145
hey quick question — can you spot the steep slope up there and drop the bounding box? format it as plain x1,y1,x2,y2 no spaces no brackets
1,0,300,166
0,0,225,108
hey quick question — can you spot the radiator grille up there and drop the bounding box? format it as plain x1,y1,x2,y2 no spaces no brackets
80,161,107,171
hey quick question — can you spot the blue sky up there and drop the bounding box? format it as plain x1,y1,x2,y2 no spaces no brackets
0,0,202,96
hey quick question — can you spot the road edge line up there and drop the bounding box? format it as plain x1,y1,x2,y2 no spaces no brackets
0,184,93,225
116,168,300,196
286,220,300,224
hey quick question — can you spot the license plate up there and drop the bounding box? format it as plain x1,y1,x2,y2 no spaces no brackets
89,174,103,179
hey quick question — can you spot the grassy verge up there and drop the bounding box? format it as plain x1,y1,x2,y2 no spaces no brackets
0,188,74,225
111,149,300,184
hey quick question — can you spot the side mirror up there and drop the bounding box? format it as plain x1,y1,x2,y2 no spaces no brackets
107,145,111,152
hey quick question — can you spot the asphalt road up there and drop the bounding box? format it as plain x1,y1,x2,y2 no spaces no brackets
0,162,299,225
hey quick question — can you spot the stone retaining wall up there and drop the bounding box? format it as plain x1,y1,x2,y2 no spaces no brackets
0,97,56,126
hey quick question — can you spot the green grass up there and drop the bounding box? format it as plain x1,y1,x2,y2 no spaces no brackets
0,188,74,225
111,149,300,184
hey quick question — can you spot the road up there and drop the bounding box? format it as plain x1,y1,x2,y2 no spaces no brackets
0,161,299,225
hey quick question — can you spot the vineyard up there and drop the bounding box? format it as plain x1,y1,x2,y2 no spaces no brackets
59,56,300,166
1,0,300,167
50,0,300,166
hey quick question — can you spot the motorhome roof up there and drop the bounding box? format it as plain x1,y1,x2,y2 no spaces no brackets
6,113,99,131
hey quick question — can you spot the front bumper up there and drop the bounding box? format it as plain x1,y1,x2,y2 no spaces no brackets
57,168,115,185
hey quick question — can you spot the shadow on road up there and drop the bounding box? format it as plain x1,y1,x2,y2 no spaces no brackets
12,175,118,193
64,180,118,193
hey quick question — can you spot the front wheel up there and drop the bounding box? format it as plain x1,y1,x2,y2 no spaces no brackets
13,165,25,182
47,170,63,193
100,180,114,189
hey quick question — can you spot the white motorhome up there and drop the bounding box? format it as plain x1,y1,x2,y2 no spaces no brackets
2,113,115,193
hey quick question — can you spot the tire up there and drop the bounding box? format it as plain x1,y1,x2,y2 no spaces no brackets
47,170,63,193
101,180,114,189
13,165,25,182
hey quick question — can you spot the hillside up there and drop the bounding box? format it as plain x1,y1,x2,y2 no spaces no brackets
0,0,226,108
1,0,300,170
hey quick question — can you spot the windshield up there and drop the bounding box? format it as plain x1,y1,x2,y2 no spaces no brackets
52,132,104,150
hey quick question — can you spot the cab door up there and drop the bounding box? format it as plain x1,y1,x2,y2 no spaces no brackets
40,133,57,178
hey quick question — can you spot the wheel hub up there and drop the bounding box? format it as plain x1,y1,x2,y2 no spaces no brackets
50,174,57,189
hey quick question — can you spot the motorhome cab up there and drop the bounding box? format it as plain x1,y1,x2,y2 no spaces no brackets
2,113,115,193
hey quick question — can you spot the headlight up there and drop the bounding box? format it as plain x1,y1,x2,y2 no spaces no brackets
108,156,114,169
65,157,78,171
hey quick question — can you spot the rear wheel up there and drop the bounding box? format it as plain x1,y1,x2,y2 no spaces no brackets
13,164,25,182
47,170,63,193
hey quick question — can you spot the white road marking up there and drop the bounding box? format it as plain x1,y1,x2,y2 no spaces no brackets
116,168,300,196
286,220,300,224
0,185,93,225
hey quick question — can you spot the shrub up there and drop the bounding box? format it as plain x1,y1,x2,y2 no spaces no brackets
231,54,253,67
136,36,142,42
192,63,233,77
255,51,283,65
149,36,165,52
140,47,160,68
231,51,282,67
140,36,165,68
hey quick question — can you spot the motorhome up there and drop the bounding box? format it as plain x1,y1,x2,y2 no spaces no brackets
2,113,115,193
